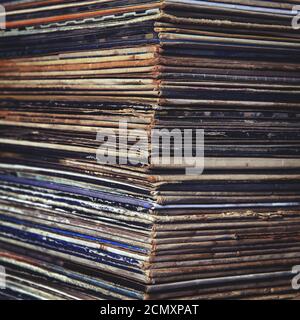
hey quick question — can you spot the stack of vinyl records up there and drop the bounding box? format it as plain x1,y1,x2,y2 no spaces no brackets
0,0,300,300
